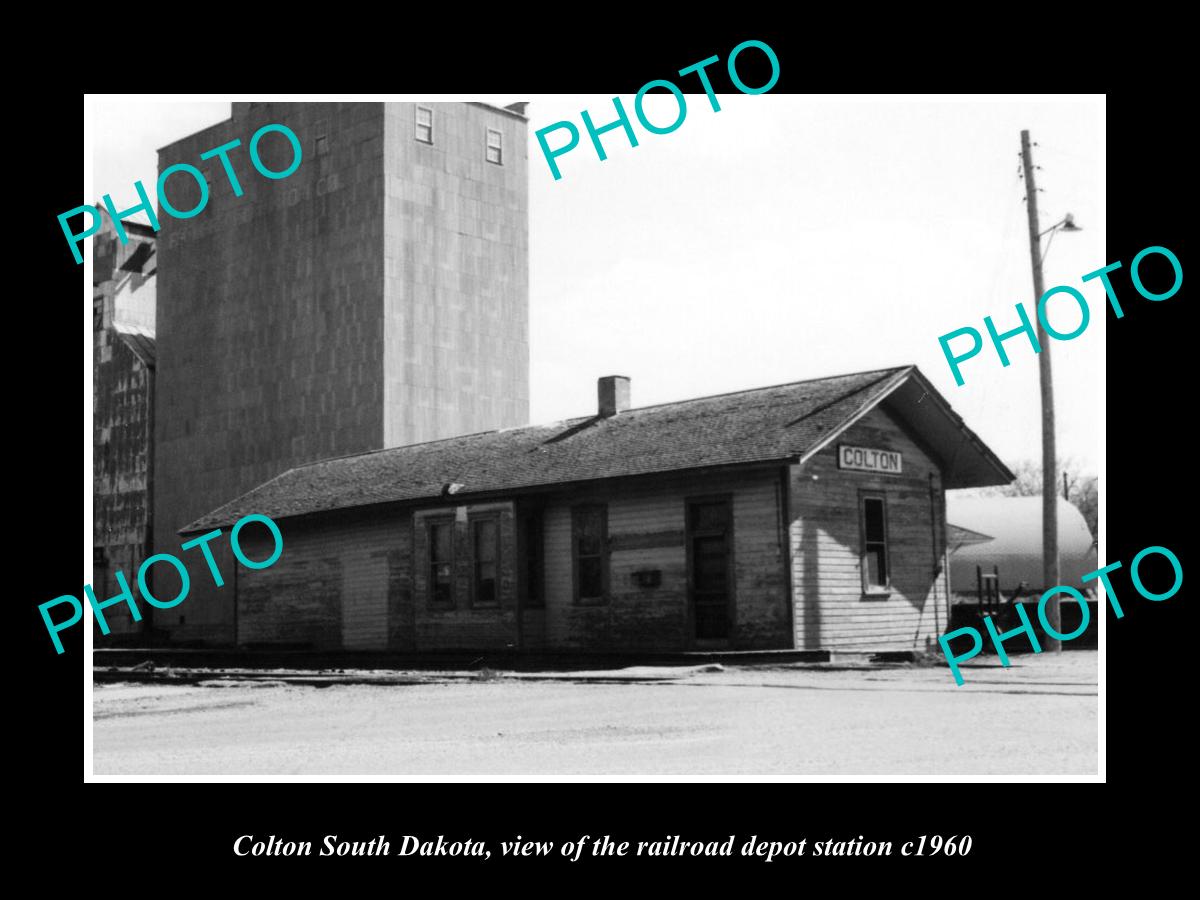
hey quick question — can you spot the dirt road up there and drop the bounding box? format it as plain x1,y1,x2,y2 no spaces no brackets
92,651,1098,777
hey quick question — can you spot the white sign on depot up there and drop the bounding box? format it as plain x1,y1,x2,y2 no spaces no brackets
838,445,902,474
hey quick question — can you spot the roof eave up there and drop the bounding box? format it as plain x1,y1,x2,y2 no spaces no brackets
178,455,800,534
794,366,1014,489
898,368,1015,488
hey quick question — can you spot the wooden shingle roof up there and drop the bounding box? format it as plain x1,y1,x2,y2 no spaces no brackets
182,365,1012,533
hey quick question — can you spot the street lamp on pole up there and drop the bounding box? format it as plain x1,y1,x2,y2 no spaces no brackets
1020,129,1081,653
1040,214,1083,265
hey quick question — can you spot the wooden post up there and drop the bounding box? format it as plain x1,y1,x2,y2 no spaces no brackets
1020,129,1061,651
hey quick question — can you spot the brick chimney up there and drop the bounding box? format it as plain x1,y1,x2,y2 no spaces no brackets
598,376,631,418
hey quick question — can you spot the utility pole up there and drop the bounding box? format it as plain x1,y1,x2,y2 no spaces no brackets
1020,129,1061,651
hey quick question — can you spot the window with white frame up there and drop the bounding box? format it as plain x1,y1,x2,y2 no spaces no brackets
415,106,434,144
485,128,503,165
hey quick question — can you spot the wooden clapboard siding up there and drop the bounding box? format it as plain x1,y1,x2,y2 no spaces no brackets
341,553,389,649
236,508,410,650
790,405,949,651
519,608,548,651
733,477,792,648
540,470,790,651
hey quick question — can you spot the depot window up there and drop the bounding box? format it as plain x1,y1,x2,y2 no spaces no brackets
860,494,890,596
471,515,500,608
427,518,454,607
415,106,434,144
485,128,503,165
572,505,608,604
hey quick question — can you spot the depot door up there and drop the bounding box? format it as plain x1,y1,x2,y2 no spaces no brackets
687,498,733,643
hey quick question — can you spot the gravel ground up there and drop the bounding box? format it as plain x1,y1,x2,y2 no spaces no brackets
92,651,1098,777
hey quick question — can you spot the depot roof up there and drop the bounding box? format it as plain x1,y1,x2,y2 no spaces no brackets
181,365,1013,533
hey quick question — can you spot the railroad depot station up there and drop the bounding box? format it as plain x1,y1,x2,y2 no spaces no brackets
181,367,1011,653
94,101,1013,655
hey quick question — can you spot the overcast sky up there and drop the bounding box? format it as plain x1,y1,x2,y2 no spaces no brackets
88,94,1104,472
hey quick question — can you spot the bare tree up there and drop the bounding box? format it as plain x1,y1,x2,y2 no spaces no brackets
1071,475,1099,546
